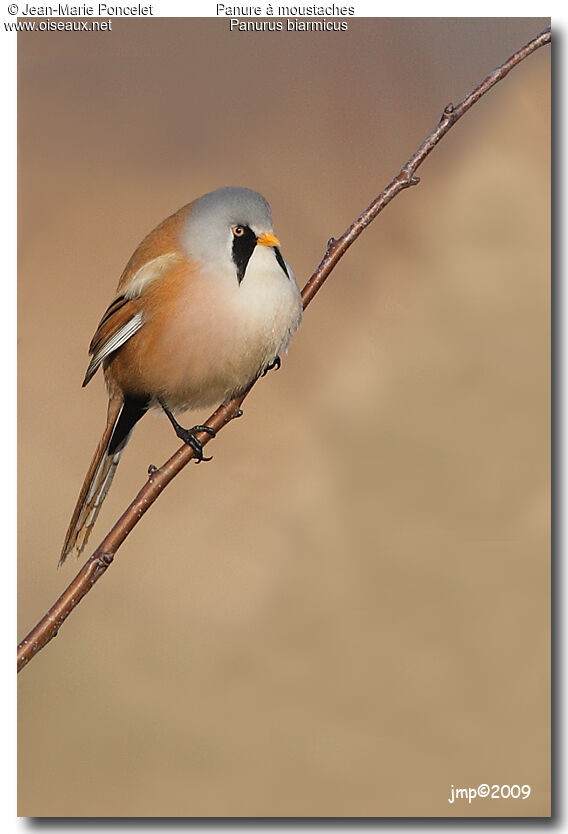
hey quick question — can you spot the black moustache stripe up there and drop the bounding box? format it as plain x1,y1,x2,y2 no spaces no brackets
274,246,289,279
232,226,257,284
232,227,290,284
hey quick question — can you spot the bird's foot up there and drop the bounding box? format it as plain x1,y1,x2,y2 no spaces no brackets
262,356,281,376
159,398,216,462
175,424,216,462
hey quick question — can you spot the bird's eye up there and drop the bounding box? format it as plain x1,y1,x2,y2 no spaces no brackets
232,225,246,237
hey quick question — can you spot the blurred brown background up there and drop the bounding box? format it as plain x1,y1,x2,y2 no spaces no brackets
18,18,550,817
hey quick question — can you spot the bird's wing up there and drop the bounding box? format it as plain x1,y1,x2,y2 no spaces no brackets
82,200,193,387
82,253,181,387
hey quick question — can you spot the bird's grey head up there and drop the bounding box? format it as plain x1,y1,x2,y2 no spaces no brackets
181,187,279,282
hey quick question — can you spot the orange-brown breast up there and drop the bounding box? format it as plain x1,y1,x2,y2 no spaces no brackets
105,254,289,412
105,255,198,401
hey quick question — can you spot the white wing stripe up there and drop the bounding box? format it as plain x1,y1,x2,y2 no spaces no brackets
84,312,144,383
124,253,179,300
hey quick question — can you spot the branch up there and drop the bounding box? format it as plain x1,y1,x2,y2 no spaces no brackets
17,26,551,673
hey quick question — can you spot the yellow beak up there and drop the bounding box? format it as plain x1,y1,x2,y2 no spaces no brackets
256,232,280,248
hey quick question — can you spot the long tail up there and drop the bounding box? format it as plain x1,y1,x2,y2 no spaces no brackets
60,394,149,565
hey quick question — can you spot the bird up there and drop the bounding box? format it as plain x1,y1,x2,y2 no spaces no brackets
60,187,303,565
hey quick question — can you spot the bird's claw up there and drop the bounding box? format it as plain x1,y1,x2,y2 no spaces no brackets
176,424,216,463
262,356,281,376
158,398,216,463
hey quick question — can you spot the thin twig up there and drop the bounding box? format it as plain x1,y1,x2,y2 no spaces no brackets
17,26,551,673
